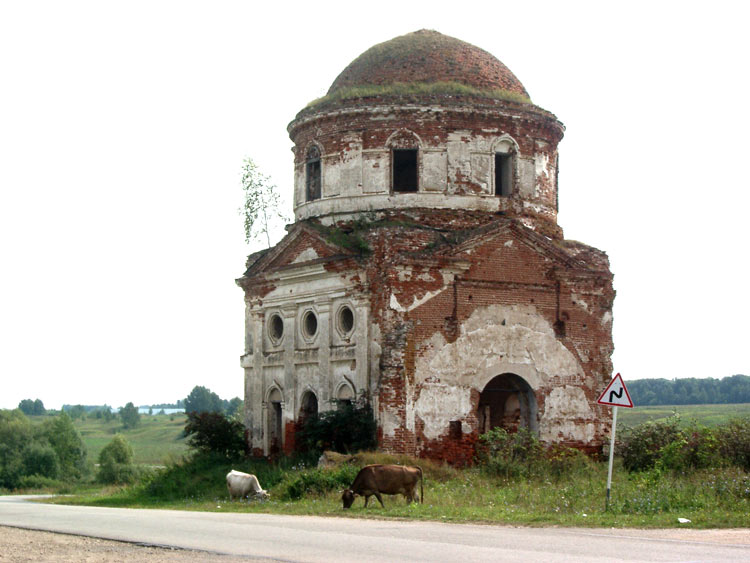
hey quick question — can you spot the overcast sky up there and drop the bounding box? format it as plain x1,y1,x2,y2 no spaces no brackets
1,1,748,410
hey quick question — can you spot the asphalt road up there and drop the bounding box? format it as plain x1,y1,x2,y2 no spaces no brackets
1,496,749,562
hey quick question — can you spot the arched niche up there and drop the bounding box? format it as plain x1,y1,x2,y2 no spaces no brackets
299,390,318,423
478,373,538,434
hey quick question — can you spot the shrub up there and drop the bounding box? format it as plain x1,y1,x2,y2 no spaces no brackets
98,435,139,484
477,427,543,479
657,424,723,471
23,443,59,480
718,417,750,471
295,397,377,455
618,416,682,472
184,412,248,459
17,474,63,490
276,465,359,500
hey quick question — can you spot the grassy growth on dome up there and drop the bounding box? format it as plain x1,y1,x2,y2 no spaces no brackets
305,81,531,110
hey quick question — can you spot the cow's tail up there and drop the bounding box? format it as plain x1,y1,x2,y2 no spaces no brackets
418,465,424,504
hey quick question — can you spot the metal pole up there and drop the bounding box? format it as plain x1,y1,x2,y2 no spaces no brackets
605,405,618,511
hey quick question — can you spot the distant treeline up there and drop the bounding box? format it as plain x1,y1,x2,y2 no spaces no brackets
628,374,750,406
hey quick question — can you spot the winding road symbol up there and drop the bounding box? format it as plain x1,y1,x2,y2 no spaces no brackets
597,373,634,408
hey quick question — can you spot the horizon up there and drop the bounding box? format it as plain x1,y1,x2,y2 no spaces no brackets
1,1,748,410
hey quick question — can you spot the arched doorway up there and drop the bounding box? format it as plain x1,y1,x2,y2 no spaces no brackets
267,388,283,455
478,373,537,434
299,391,318,423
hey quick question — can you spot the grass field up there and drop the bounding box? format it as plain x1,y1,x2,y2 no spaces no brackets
617,403,750,428
30,413,189,465
56,454,750,529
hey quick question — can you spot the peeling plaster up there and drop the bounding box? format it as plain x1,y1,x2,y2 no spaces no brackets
413,304,586,440
291,247,320,263
390,287,446,312
571,293,590,312
415,384,473,440
535,152,550,178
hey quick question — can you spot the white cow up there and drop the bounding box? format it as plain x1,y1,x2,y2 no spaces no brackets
226,469,269,501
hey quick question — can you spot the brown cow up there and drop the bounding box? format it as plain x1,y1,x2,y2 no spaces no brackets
342,464,423,509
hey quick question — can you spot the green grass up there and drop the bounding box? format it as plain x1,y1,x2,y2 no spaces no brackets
30,413,189,465
51,463,750,528
305,81,531,110
618,403,750,428
47,452,750,529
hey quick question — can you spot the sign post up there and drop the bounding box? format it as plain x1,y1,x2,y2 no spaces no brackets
597,373,634,511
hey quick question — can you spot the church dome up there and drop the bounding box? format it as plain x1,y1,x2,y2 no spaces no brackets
326,29,530,102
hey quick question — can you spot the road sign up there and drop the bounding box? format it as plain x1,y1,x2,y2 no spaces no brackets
597,373,634,408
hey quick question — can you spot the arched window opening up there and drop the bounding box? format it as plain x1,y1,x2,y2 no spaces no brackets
299,391,318,424
336,384,354,409
306,145,321,201
478,373,537,435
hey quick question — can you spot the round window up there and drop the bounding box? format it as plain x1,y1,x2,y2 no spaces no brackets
338,305,355,335
302,310,318,338
269,314,284,342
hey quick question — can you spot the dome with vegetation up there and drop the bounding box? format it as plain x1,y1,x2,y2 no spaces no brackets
309,30,531,109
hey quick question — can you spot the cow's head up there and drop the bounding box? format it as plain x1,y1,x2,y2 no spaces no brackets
341,489,355,509
256,490,270,501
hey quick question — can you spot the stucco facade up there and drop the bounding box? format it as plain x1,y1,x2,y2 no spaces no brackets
237,30,615,463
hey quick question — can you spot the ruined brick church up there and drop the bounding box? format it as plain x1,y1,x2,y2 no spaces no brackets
237,30,615,463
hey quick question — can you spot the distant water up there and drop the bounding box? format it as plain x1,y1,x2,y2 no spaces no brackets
137,407,185,414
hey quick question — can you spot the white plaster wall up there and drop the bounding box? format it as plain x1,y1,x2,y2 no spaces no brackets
411,304,594,443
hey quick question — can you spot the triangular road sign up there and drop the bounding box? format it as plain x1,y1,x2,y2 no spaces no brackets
597,373,634,408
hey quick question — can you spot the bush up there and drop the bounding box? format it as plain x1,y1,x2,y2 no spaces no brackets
295,398,377,455
618,416,682,472
17,474,64,490
23,443,59,480
276,465,359,500
477,427,543,479
184,412,248,459
718,417,750,471
98,435,139,484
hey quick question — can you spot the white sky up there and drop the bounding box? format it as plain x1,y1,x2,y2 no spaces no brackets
1,1,748,410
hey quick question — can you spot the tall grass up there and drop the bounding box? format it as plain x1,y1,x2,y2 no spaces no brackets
52,449,750,528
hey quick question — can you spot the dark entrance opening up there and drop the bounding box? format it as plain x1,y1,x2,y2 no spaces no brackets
267,389,283,455
299,391,318,424
393,149,418,192
478,373,537,434
495,153,512,196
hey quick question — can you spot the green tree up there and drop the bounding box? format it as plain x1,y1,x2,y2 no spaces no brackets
240,157,288,248
226,397,243,417
18,399,45,416
42,412,88,481
65,404,87,420
184,386,224,414
184,412,248,459
119,402,141,429
97,434,138,484
22,443,59,479
0,410,34,488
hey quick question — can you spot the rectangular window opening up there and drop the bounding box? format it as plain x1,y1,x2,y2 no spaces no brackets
306,160,321,201
495,153,512,197
393,149,418,193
